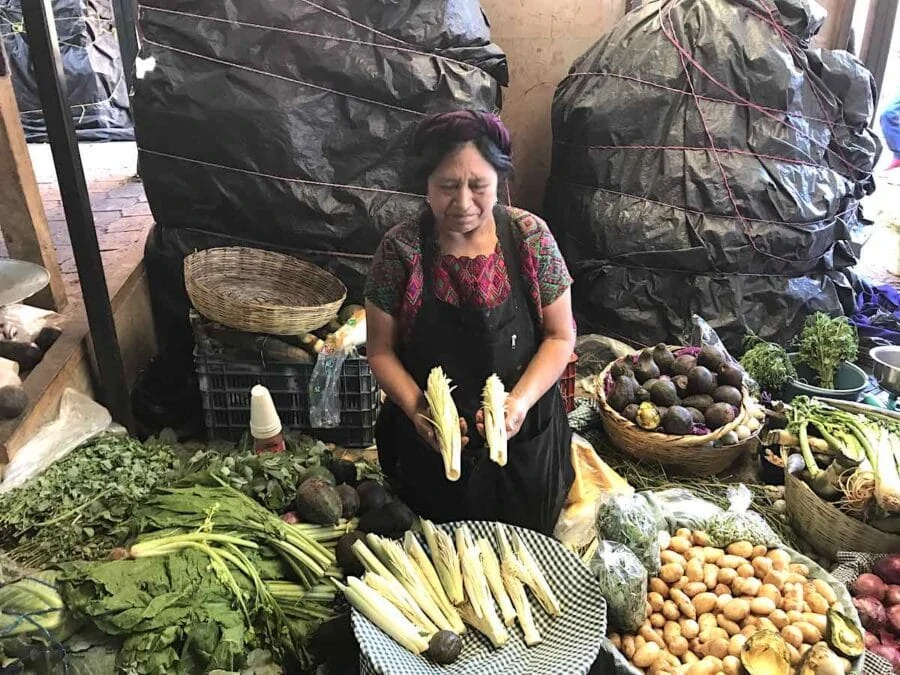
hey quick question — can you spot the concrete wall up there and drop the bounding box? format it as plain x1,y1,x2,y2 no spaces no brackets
482,0,851,214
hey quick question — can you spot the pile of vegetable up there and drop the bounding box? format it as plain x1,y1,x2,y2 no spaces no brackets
604,344,764,444
341,520,561,664
795,313,858,391
773,397,900,528
609,529,863,675
849,554,900,669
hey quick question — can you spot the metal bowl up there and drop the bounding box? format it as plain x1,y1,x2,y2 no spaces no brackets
0,259,50,307
871,346,900,396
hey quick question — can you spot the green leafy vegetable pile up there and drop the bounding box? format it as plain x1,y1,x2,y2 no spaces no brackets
0,432,183,567
739,335,796,395
796,312,858,390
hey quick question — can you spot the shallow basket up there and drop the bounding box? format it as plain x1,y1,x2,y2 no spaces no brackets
184,247,347,335
596,348,754,476
784,468,900,559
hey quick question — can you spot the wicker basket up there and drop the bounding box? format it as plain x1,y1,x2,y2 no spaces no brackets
184,247,347,335
596,349,755,476
784,468,900,559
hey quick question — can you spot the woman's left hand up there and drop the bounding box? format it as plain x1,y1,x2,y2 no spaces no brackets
474,393,530,441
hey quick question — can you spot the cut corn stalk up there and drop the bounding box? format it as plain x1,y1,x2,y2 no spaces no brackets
351,539,425,624
364,573,439,636
457,602,509,649
404,531,465,634
367,534,456,633
495,523,542,644
456,526,508,645
482,374,508,466
338,577,431,655
477,537,516,627
421,518,464,605
509,529,561,616
420,367,462,481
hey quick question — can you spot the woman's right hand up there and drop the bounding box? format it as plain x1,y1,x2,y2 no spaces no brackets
410,398,469,454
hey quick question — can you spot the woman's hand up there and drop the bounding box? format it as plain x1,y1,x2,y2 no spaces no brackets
474,392,531,441
411,398,469,454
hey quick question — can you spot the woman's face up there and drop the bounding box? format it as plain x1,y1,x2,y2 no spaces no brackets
426,142,499,235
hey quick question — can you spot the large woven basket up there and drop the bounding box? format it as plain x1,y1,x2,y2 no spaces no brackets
785,468,900,559
184,247,347,335
596,349,755,476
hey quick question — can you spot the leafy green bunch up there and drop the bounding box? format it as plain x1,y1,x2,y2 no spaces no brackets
739,335,796,395
795,312,858,390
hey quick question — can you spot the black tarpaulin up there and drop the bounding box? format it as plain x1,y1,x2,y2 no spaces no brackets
544,0,879,351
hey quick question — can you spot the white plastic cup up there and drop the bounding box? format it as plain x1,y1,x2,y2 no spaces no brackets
249,384,282,439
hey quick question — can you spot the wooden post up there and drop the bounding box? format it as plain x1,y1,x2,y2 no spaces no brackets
0,41,67,311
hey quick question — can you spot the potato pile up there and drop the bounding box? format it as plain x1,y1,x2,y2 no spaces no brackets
609,529,854,675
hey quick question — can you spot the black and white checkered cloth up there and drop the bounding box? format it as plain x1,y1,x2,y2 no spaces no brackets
831,553,896,675
568,398,601,432
354,521,607,675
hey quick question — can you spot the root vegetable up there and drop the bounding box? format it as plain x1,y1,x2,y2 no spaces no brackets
874,555,900,585
853,573,887,600
651,613,666,628
693,593,717,615
887,585,900,606
887,604,900,633
660,563,684,584
633,642,661,668
864,631,880,650
792,621,821,644
717,568,738,586
781,625,803,649
750,597,776,616
812,579,837,605
663,601,680,621
722,599,749,622
670,536,692,553
723,654,742,675
650,578,669,596
684,582,708,598
853,596,886,631
726,542,753,559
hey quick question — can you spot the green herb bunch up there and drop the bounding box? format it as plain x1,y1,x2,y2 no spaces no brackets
795,312,858,390
739,335,796,394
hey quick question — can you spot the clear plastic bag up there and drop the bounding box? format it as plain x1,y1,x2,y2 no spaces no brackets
703,485,781,547
689,314,760,392
588,540,648,633
642,488,724,533
0,389,111,492
595,491,661,575
308,345,353,428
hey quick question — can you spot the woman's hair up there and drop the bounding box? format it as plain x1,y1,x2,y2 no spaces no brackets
410,110,513,188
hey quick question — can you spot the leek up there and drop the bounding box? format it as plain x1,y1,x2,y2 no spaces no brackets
367,534,456,633
477,537,516,626
420,367,462,481
482,374,508,466
338,577,431,655
421,518,464,605
875,425,900,512
403,531,465,633
455,526,508,645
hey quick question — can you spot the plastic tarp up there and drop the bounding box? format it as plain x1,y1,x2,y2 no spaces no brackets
544,0,880,352
136,0,507,361
0,0,133,141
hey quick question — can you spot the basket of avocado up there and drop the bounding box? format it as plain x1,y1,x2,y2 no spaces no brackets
595,344,767,476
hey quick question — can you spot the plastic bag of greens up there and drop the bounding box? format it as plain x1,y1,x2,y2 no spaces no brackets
703,485,781,547
642,488,723,533
589,540,648,633
595,491,660,574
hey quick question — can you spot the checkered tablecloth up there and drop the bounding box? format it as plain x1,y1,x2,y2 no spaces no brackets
354,521,607,675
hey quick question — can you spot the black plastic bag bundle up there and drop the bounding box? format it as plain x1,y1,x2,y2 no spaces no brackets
544,0,879,351
136,0,507,368
0,0,133,141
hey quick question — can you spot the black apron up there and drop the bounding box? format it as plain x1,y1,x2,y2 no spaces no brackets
375,206,574,536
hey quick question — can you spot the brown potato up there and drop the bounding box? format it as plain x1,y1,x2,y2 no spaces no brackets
731,577,746,596
766,549,791,571
680,618,700,639
640,624,666,648
741,625,757,638
769,609,789,630
758,584,781,606
663,600,681,621
716,614,741,636
706,637,729,660
703,547,724,565
722,598,750,622
787,643,802,666
719,555,746,570
684,581,708,599
717,567,738,586
692,592,717,615
736,563,755,579
788,563,810,577
786,573,807,585
752,556,773,580
633,642,662,669
669,635,690,658
722,654,742,675
703,563,719,590
671,588,696,620
750,597,776,616
727,634,747,657
674,576,691,591
805,591,829,615
670,535,692,553
650,577,670,596
660,563,684,584
608,633,622,649
812,579,837,605
714,583,732,596
691,531,710,547
757,618,777,633
662,550,688,567
658,531,672,553
686,558,704,583
785,610,803,625
686,546,707,562
763,569,788,590
635,635,646,650
793,621,822,644
751,544,768,558
651,612,667,628
741,577,762,597
781,625,803,649
726,541,753,559
649,592,666,613
622,635,637,659
801,612,827,635
698,613,718,633
663,621,682,645
716,594,736,613
683,650,700,664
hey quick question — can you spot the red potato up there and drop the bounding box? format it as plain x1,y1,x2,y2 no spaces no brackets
887,585,900,606
280,511,300,524
888,605,900,634
875,555,900,585
866,631,881,650
853,596,887,632
853,573,887,600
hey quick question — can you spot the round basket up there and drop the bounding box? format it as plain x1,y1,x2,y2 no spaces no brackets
784,468,900,559
184,247,347,335
596,349,755,476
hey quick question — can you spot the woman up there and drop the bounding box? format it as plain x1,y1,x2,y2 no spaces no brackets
365,110,575,535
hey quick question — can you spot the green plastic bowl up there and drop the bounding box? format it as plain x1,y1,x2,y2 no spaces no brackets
782,353,868,402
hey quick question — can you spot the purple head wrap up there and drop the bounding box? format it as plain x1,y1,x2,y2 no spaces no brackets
412,110,512,157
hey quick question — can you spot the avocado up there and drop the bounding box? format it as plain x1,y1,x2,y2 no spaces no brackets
705,402,736,430
356,480,390,514
663,406,694,435
687,366,716,395
634,387,650,403
427,630,463,664
681,394,714,412
673,355,697,376
651,343,676,374
686,407,706,425
336,484,360,519
623,403,640,422
609,360,634,379
698,344,727,372
713,385,743,408
718,364,744,389
672,375,689,398
607,376,637,412
300,465,336,486
326,458,358,485
0,386,27,419
335,531,366,576
358,501,415,537
641,378,659,395
296,478,343,525
649,380,678,407
634,351,661,384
